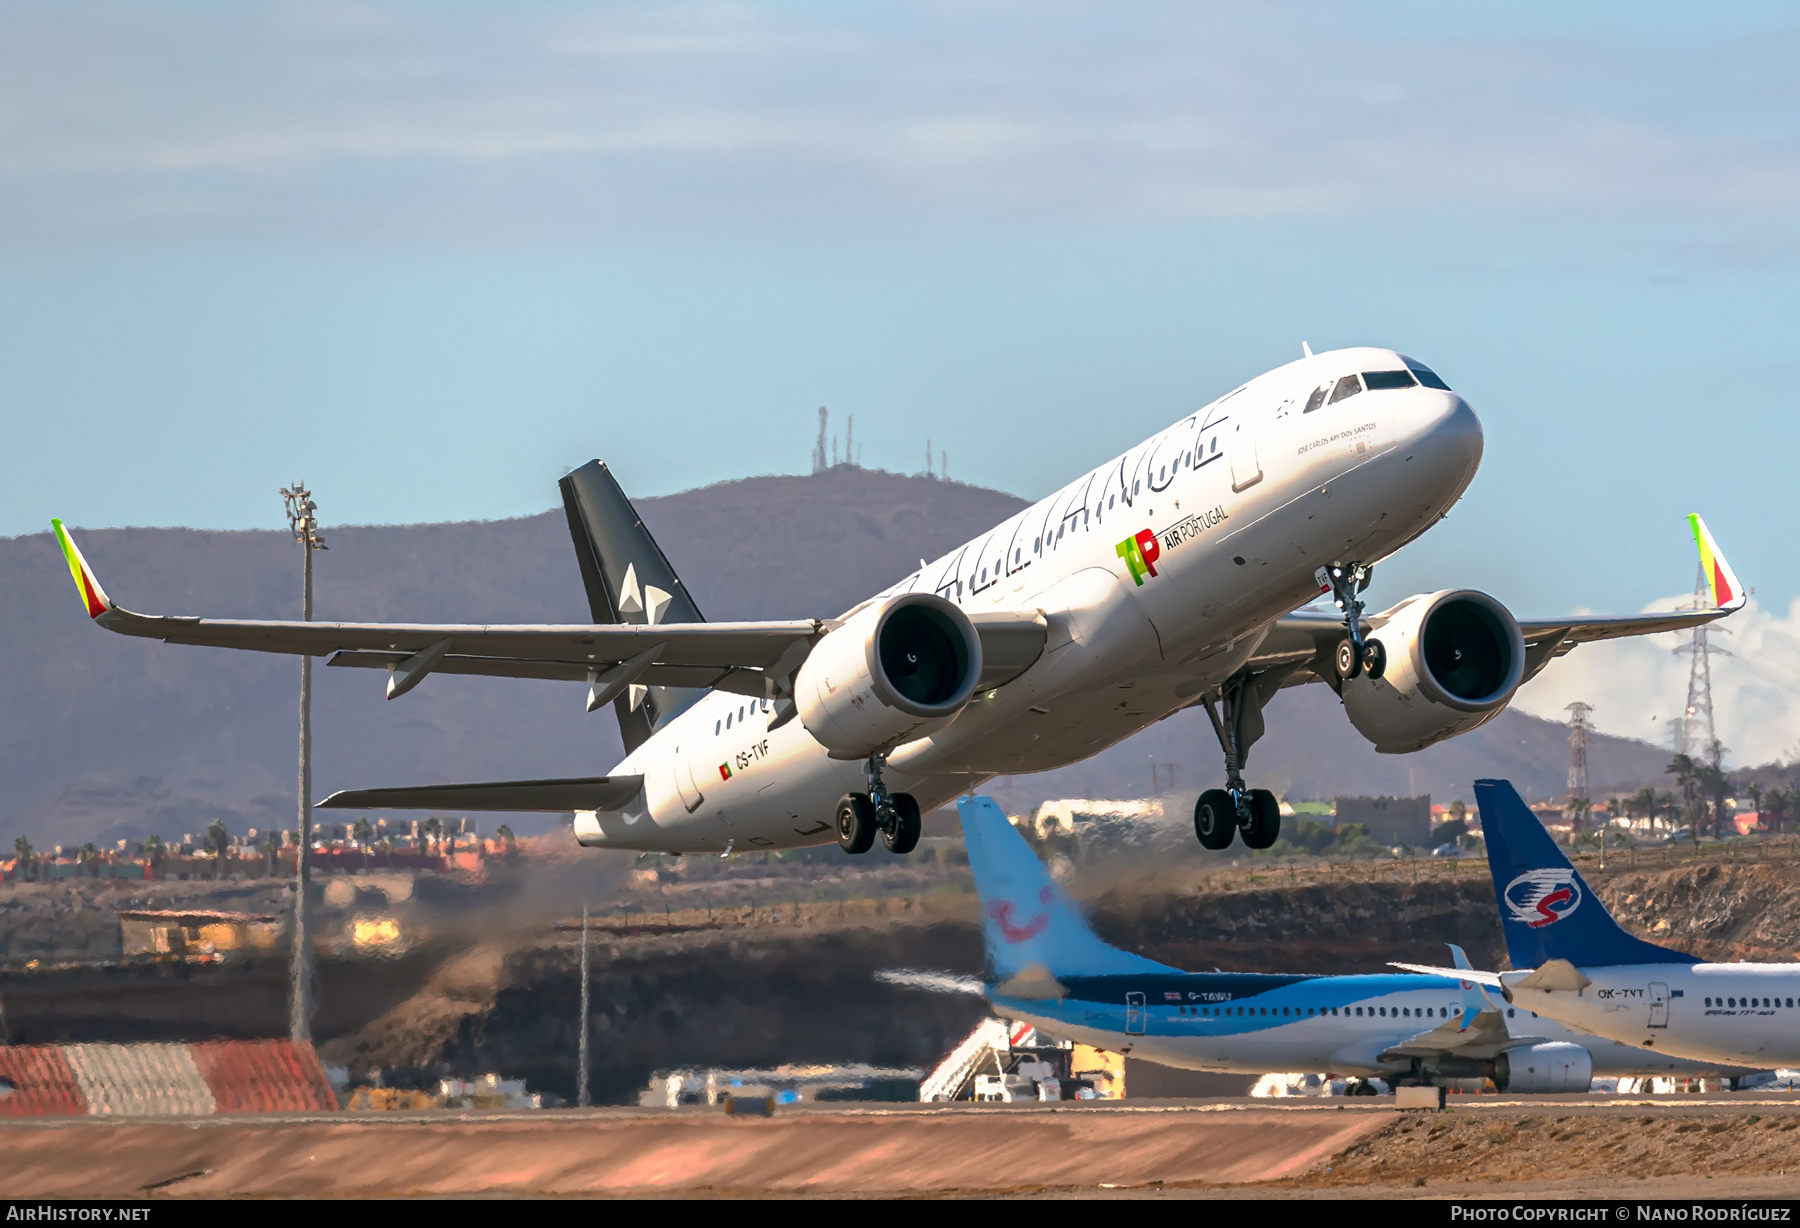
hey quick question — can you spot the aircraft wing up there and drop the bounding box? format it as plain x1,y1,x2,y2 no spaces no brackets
1390,962,1503,987
318,774,645,812
1246,513,1743,686
1379,1007,1550,1063
50,521,1046,702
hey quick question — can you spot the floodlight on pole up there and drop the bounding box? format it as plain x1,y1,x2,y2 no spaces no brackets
279,482,326,1045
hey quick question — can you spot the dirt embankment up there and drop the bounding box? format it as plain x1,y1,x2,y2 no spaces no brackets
1290,1106,1800,1191
325,898,990,1105
1602,861,1800,963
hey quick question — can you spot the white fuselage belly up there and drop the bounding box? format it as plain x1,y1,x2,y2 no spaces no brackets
582,349,1484,852
1513,964,1800,1069
1003,984,1743,1080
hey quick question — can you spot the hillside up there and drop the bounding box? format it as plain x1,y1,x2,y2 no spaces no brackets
3,466,1671,846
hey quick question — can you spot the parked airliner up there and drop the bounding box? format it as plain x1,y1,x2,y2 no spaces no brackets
899,794,1750,1091
1400,780,1800,1071
52,346,1741,857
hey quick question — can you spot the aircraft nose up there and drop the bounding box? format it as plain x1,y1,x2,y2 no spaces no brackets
1400,390,1484,485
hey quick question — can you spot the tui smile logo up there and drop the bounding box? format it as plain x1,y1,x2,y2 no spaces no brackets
1116,529,1161,586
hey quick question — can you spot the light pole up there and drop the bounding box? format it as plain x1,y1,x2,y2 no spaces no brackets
280,482,326,1044
578,904,591,1108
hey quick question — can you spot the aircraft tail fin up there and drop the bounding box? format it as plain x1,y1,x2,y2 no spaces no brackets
958,795,1176,982
559,460,707,752
1474,779,1697,970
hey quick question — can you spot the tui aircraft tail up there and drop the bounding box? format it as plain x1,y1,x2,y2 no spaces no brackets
1475,778,1697,970
559,460,707,752
958,795,1176,981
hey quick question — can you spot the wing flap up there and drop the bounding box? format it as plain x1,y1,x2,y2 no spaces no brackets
317,775,645,813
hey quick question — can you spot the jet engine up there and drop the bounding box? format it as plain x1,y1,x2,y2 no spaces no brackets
1493,1042,1592,1094
1339,589,1525,754
794,593,982,760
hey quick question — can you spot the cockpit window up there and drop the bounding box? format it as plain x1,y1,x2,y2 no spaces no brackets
1302,385,1329,413
1405,362,1452,390
1327,374,1362,404
1362,370,1416,391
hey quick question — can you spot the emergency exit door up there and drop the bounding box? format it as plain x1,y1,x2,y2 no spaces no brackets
674,749,705,814
1648,982,1670,1029
1126,992,1147,1035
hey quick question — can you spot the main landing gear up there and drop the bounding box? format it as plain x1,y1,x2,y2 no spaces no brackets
1194,674,1281,852
836,753,922,856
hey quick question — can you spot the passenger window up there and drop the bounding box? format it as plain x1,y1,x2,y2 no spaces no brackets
726,712,732,729
1406,362,1452,390
714,721,721,735
1705,998,1712,1007
1302,385,1329,413
1508,1009,1515,1018
1361,370,1417,391
1108,495,1115,509
738,706,745,721
1328,374,1362,404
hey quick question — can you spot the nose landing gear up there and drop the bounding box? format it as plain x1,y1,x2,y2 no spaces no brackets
836,753,922,856
1318,562,1381,681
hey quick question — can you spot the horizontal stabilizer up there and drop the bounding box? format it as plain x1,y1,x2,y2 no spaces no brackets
318,775,643,813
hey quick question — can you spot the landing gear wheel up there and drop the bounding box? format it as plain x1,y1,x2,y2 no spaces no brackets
882,793,923,855
1194,790,1236,850
1335,638,1362,681
1361,639,1387,681
1241,788,1281,850
836,792,876,855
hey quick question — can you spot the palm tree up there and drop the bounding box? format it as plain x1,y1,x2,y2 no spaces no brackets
1748,781,1765,833
206,819,230,880
495,823,517,857
423,816,442,856
12,836,33,883
1631,786,1661,832
1767,788,1792,836
79,843,100,879
143,834,165,879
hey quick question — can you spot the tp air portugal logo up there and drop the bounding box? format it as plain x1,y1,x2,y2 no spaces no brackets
1116,529,1161,586
1503,869,1583,929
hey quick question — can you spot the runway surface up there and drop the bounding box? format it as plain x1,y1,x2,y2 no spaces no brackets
5,1097,1800,1198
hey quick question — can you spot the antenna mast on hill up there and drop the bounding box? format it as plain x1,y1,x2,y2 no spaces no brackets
1565,701,1592,828
813,407,828,474
1674,563,1730,768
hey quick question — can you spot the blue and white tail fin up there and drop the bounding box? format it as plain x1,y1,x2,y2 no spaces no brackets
1475,779,1697,970
958,796,1176,981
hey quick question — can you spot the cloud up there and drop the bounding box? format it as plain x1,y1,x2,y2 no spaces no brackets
1512,595,1800,771
2,1,1800,241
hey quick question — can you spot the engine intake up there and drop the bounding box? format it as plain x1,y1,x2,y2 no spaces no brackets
1340,589,1525,754
795,593,981,759
1494,1042,1592,1094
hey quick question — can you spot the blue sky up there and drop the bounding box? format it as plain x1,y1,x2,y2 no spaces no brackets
5,1,1800,755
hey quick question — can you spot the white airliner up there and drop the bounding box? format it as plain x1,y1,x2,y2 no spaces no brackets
1398,779,1800,1072
51,346,1740,857
896,795,1752,1093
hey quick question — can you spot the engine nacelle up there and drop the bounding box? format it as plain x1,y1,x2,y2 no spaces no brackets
1494,1042,1592,1094
1340,589,1526,754
794,593,982,760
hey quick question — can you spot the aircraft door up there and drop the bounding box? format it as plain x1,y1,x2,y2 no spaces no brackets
673,747,705,814
1648,982,1669,1029
1126,991,1147,1035
1230,413,1262,492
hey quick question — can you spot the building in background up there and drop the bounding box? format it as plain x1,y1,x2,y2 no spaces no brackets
1332,796,1432,848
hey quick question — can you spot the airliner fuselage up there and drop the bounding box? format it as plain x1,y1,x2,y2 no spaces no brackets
581,347,1482,851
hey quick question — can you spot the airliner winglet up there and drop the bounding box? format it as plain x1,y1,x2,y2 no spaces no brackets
50,519,113,620
1688,513,1745,611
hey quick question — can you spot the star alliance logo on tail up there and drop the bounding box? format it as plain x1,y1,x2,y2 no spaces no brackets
1116,530,1161,585
1503,869,1583,929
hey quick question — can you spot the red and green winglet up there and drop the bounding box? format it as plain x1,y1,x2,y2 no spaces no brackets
51,519,114,620
1688,513,1745,612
